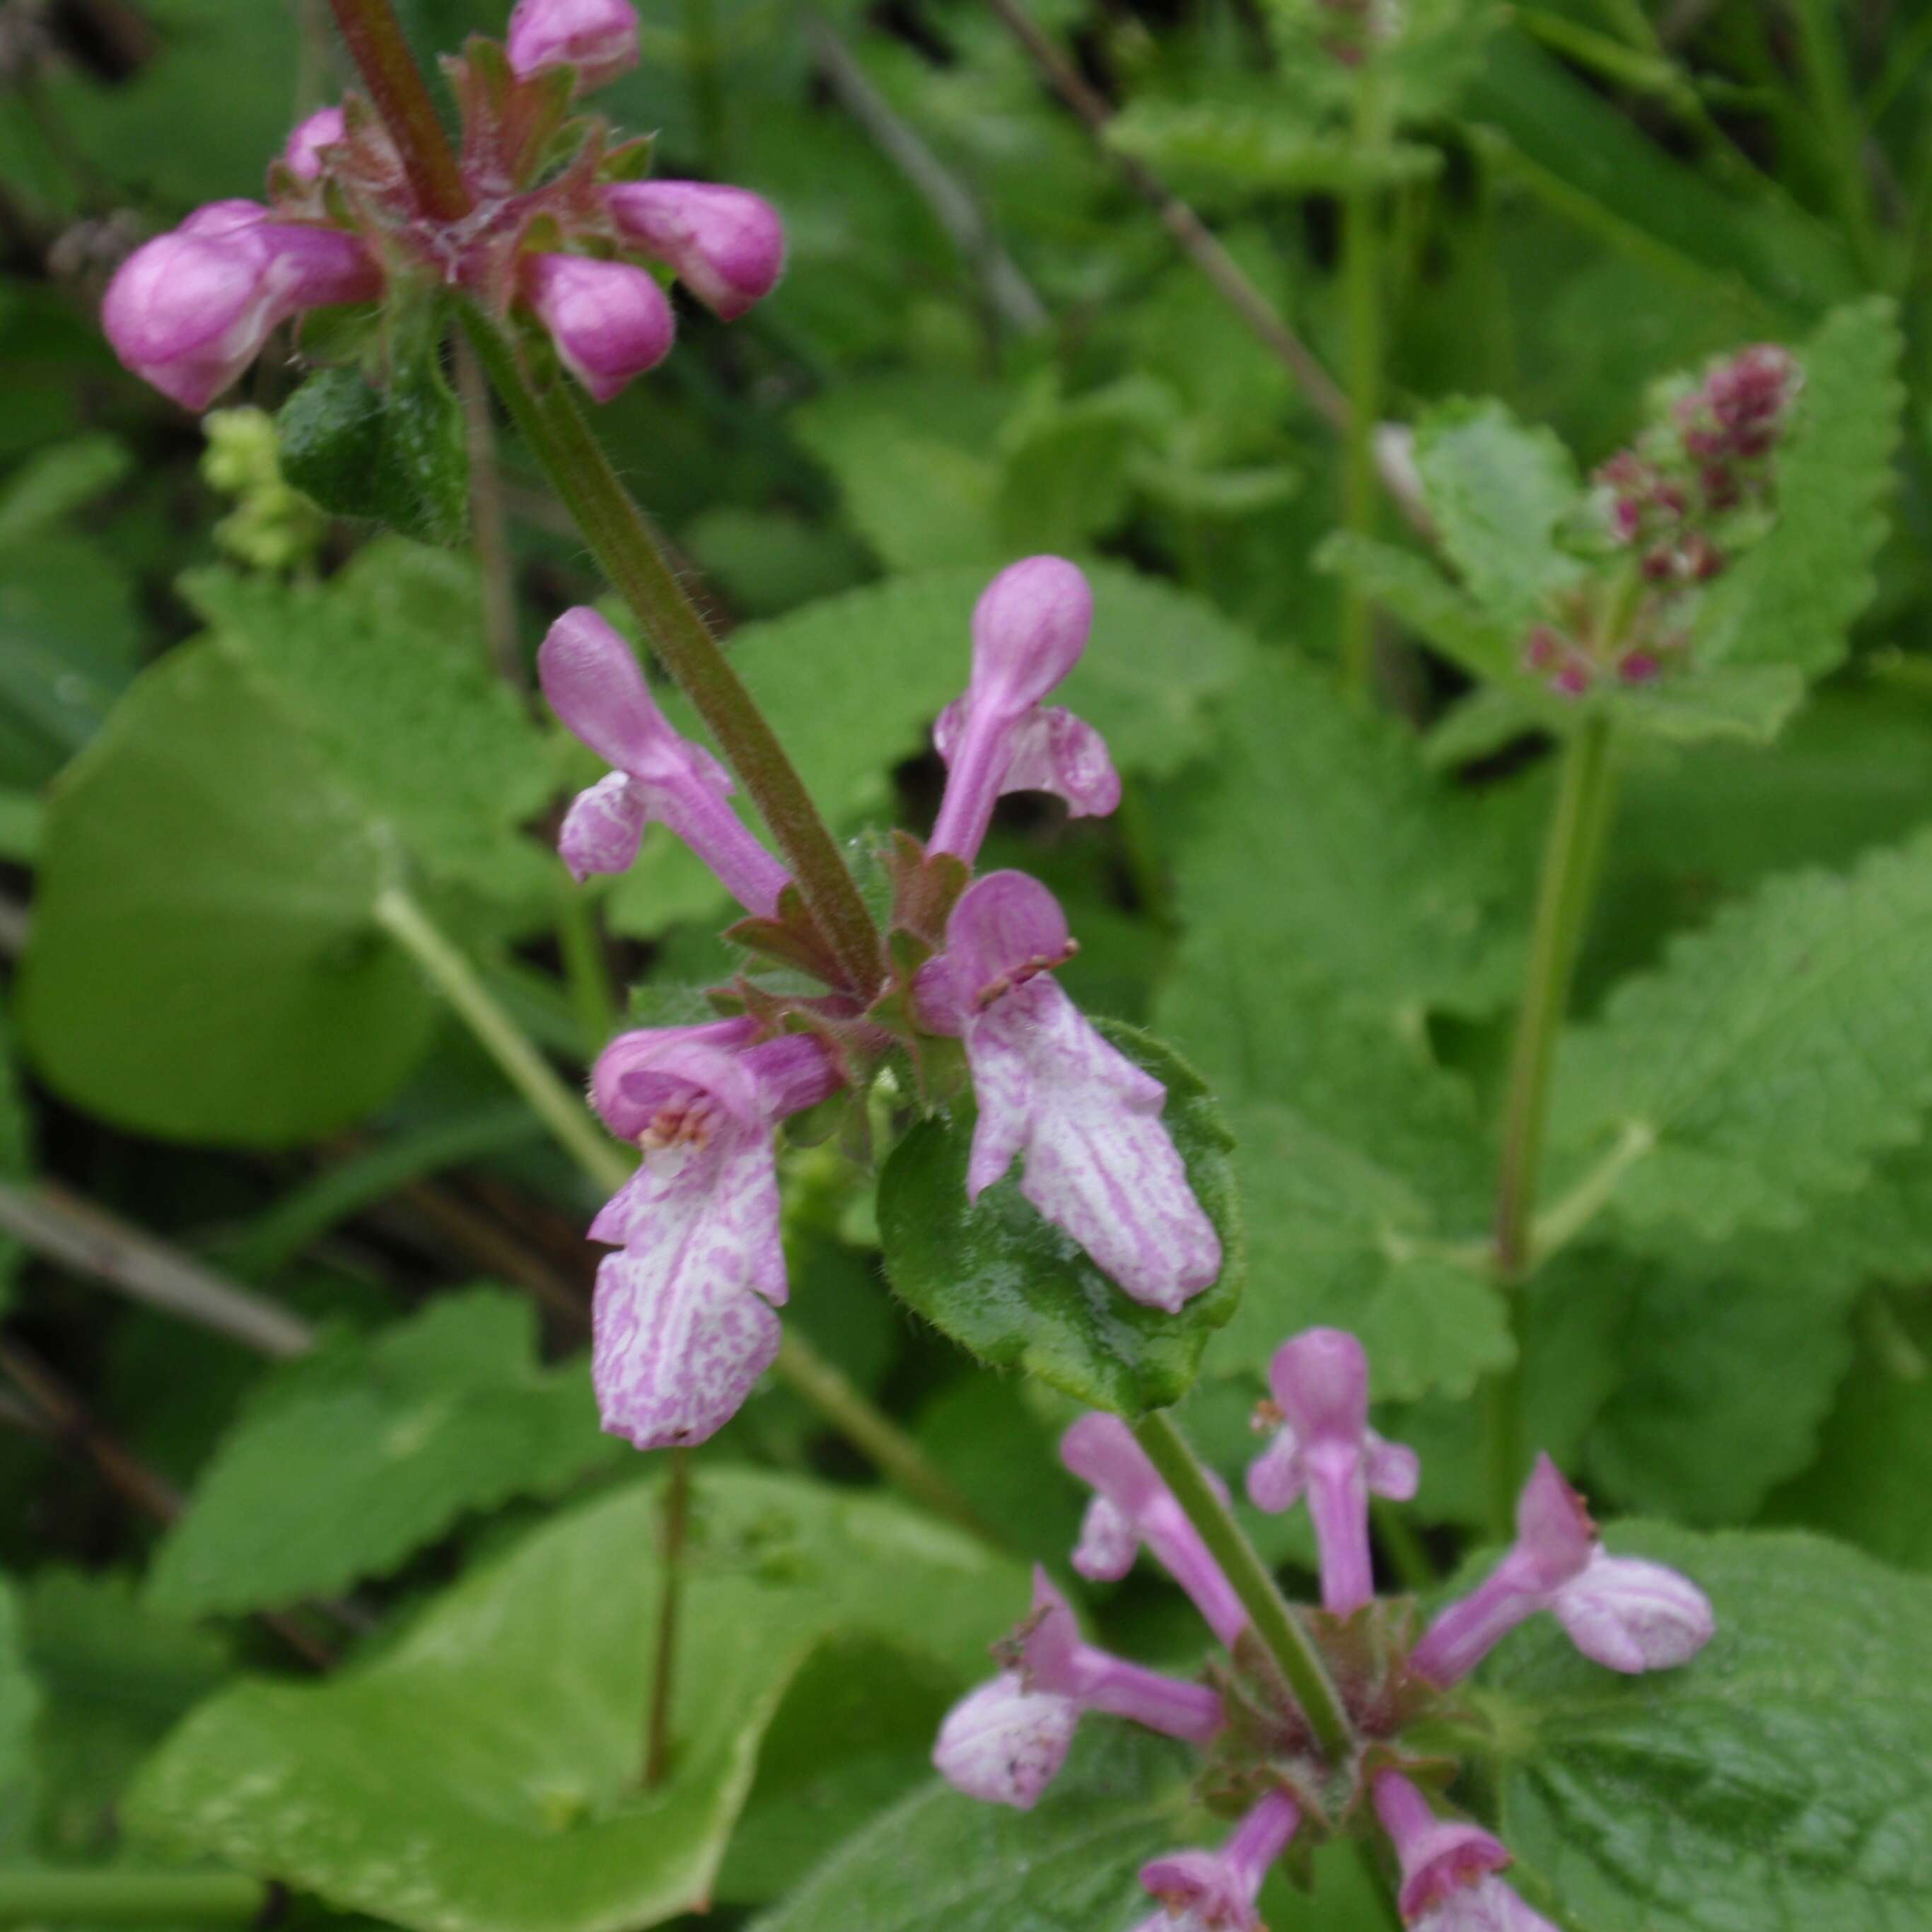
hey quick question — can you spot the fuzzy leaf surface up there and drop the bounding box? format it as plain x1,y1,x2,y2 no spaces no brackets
148,1290,619,1617
877,1023,1242,1416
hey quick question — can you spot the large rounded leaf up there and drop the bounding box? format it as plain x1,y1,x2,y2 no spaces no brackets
16,644,435,1144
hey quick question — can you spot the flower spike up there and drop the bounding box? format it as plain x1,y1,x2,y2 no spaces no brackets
1061,1414,1247,1646
1373,1774,1556,1931
928,557,1119,863
916,873,1221,1310
1132,1791,1300,1932
539,607,791,914
1412,1455,1712,1685
1245,1327,1417,1616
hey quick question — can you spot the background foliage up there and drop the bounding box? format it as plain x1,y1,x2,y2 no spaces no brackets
3,0,1932,1928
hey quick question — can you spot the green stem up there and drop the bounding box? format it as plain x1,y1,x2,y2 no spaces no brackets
319,0,880,999
371,888,989,1543
644,1448,690,1786
376,886,632,1195
773,1326,1001,1545
0,1872,268,1926
325,0,470,219
1339,61,1387,698
458,305,883,997
1485,716,1617,1536
1133,1409,1351,1762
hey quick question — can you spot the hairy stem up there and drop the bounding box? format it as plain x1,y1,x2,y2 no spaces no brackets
1340,62,1387,696
457,305,883,996
0,1871,270,1926
371,888,989,1541
325,0,470,219
644,1449,690,1786
1134,1409,1351,1762
1485,716,1617,1534
455,336,524,691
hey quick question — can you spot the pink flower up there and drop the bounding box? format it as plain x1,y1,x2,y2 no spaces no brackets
916,872,1221,1311
506,0,639,88
1373,1774,1556,1931
283,105,347,181
928,557,1119,863
1245,1327,1417,1616
933,1569,1223,1809
586,1022,840,1448
101,204,378,409
538,606,790,914
606,181,786,321
1412,1455,1713,1684
1131,1792,1300,1932
520,254,675,402
1061,1413,1247,1645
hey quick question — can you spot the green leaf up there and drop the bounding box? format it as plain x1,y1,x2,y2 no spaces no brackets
750,1728,1197,1932
15,644,437,1144
609,564,1256,937
1216,1102,1508,1404
1412,399,1587,634
186,541,554,904
1767,1298,1932,1573
0,995,30,1306
1316,533,1520,684
22,1571,231,1863
1584,1244,1858,1525
1692,298,1905,681
1550,824,1932,1241
877,1023,1243,1416
148,1290,620,1618
0,1577,38,1859
1165,652,1528,1020
1105,103,1441,199
1489,1525,1932,1932
278,362,468,549
0,433,129,546
129,1472,1026,1932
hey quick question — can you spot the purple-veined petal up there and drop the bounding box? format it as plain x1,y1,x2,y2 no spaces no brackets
964,975,1218,1311
558,772,648,880
589,1024,764,1144
1414,1877,1561,1932
946,871,1075,1013
1551,1552,1713,1674
931,1672,1077,1810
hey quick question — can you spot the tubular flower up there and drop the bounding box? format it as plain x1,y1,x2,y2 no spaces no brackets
1245,1327,1418,1615
1373,1774,1556,1932
935,1326,1718,1932
100,0,783,414
1411,1454,1713,1685
585,1021,842,1448
538,606,790,914
1131,1792,1302,1932
934,1569,1223,1810
915,871,1221,1311
928,555,1119,863
1061,1414,1247,1646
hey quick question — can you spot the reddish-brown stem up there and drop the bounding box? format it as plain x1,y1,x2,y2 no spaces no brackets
325,0,472,219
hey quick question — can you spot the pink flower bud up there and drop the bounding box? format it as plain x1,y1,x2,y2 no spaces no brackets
101,206,376,410
1373,1774,1539,1928
506,0,639,89
931,1672,1076,1810
1133,1793,1300,1932
520,253,675,402
284,105,347,182
1617,651,1662,687
1552,663,1591,699
605,180,785,321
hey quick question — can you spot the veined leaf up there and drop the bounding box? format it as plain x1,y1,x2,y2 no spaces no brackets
148,1290,620,1618
1489,1525,1932,1932
129,1473,1027,1932
1106,103,1440,200
1550,825,1932,1240
0,1577,37,1859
